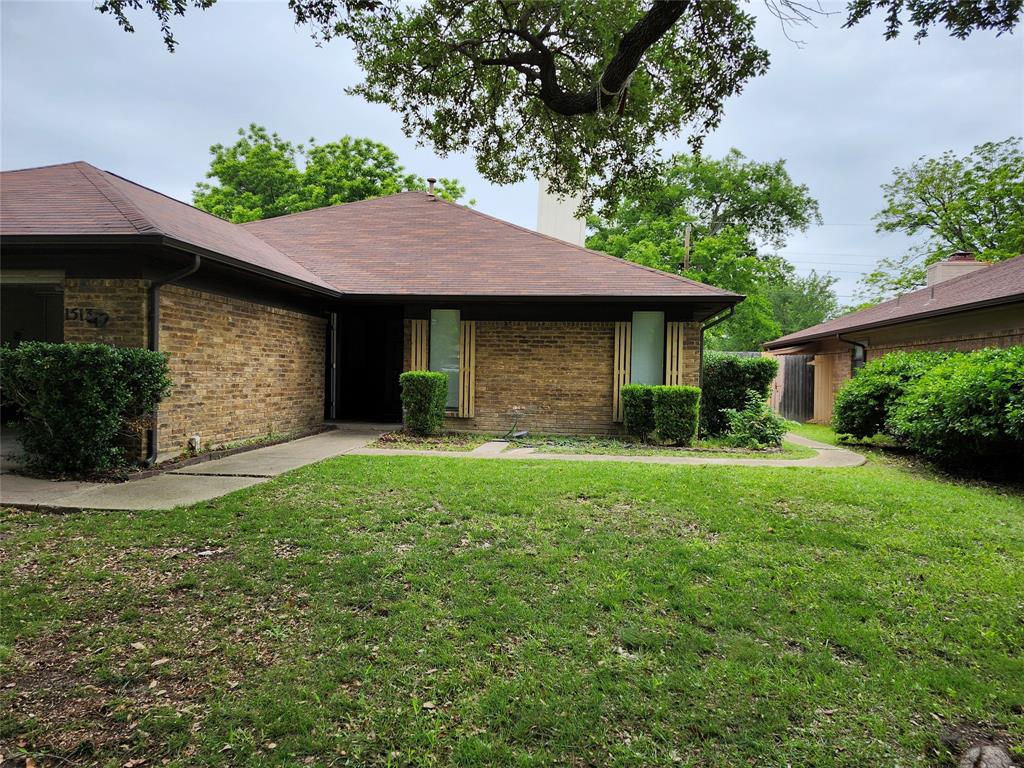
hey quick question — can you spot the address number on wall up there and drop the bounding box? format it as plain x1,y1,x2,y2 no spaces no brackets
65,307,111,328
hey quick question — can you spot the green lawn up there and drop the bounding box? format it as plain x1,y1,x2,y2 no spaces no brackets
2,433,1022,766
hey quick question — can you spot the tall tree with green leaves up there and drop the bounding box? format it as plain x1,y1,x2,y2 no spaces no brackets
98,1,1020,206
193,124,467,223
766,270,840,337
859,137,1024,300
587,149,827,349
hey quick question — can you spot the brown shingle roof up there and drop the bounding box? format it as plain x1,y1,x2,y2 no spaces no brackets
764,254,1024,349
243,192,740,299
2,162,739,303
0,162,334,291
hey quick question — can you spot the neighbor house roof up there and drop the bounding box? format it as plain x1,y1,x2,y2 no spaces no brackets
1,161,740,303
763,253,1024,349
0,162,335,291
243,192,741,299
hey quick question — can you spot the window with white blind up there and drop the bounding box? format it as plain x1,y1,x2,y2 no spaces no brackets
429,309,460,409
630,311,665,385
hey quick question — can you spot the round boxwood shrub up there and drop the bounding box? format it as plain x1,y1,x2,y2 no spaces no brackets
621,384,655,440
0,342,171,475
652,385,701,445
399,370,449,436
701,353,778,436
832,350,947,439
889,347,1024,472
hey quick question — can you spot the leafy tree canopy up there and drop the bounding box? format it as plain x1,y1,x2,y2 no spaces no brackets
98,0,1020,206
193,124,467,222
765,270,841,337
587,150,833,350
859,137,1024,300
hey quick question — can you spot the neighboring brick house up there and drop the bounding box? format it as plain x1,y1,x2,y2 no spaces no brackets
1,161,740,460
763,252,1024,423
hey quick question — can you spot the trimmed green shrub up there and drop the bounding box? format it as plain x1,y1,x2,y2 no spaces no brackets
832,350,947,439
400,370,449,436
652,385,701,445
621,384,655,440
0,342,171,475
723,390,788,449
701,353,778,435
889,347,1024,472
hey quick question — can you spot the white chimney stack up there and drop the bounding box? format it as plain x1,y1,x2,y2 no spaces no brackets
925,251,989,286
536,177,586,247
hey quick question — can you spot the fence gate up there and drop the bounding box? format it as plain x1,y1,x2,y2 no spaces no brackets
778,354,814,422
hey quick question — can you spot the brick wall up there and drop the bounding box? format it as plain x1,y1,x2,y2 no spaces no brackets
403,319,703,435
866,329,1024,360
454,320,617,434
675,322,703,387
156,285,326,459
63,278,148,347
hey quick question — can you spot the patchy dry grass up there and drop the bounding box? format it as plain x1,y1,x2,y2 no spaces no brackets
369,431,490,452
2,438,1023,767
509,432,817,459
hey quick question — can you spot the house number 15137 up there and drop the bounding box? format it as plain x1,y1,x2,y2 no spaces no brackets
65,307,110,328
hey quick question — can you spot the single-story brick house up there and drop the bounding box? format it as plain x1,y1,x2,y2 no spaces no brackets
763,252,1024,423
1,161,741,461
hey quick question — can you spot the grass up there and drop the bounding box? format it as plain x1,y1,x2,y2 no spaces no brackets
508,433,817,460
2,428,1023,767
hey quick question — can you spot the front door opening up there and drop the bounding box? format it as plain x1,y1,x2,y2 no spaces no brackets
330,306,404,423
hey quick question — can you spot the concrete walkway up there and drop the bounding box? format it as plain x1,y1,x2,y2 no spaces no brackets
0,426,384,512
0,429,863,513
351,432,866,468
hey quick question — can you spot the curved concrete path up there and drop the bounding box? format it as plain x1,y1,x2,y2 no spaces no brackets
1,430,864,513
351,432,866,468
0,426,385,512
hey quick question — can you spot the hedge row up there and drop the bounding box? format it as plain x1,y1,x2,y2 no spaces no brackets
0,342,171,475
701,352,778,436
832,350,947,439
833,346,1024,473
622,384,701,445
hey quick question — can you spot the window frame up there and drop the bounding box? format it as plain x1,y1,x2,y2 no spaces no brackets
429,308,461,410
629,310,666,385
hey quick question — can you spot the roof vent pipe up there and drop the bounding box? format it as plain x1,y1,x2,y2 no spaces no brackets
427,177,436,198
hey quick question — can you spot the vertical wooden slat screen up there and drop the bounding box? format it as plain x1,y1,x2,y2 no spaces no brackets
409,319,429,371
458,321,476,418
664,322,686,385
811,354,835,424
612,321,632,421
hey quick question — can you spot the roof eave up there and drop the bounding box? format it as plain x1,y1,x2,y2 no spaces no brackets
762,293,1024,349
0,232,344,299
329,292,744,303
158,236,341,298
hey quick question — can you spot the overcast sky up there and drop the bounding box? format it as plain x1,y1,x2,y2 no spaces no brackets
2,1,1021,302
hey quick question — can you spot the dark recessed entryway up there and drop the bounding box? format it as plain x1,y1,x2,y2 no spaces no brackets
1,283,64,424
329,305,404,422
1,284,63,347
